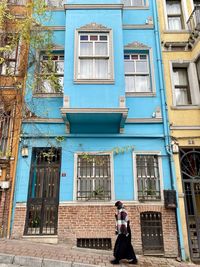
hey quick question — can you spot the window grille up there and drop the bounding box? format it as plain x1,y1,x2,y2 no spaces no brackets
124,54,150,93
77,238,112,250
77,154,111,201
136,155,161,201
141,212,164,254
0,110,12,157
36,52,64,94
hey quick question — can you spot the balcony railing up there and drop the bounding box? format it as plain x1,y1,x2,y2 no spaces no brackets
187,5,200,32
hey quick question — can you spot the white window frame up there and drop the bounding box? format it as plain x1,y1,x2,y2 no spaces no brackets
36,51,64,94
74,152,114,202
164,0,188,30
133,151,164,202
45,0,64,7
170,61,200,107
124,48,156,96
124,53,151,94
123,0,149,8
74,25,114,84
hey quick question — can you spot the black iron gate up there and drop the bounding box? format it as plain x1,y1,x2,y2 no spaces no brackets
180,148,200,261
140,212,164,254
24,148,61,235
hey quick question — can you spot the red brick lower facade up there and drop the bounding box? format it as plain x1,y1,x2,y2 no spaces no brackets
0,187,11,238
12,203,178,258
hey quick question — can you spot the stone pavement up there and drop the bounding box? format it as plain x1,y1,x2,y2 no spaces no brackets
0,239,199,267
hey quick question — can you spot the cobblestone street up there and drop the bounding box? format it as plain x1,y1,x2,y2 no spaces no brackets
0,239,199,267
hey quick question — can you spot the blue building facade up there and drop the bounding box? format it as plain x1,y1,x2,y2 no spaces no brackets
12,0,184,258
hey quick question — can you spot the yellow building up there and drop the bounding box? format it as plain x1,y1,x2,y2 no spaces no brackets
157,0,200,262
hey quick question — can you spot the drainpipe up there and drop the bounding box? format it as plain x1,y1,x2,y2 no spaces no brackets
152,0,186,260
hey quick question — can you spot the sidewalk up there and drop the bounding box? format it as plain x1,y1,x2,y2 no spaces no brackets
0,239,199,267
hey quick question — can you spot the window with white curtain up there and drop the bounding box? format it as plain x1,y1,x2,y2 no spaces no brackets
172,67,191,105
123,0,145,6
196,57,200,89
166,0,184,30
77,33,110,80
124,54,151,93
37,52,64,93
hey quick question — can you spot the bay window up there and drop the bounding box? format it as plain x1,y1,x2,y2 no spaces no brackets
75,24,114,83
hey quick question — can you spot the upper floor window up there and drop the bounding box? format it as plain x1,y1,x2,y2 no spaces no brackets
7,0,26,5
74,23,114,84
0,34,20,76
76,154,112,201
136,154,161,201
0,108,11,157
196,57,200,88
123,0,145,6
124,54,151,93
166,0,184,30
45,0,64,7
36,52,64,94
172,67,191,105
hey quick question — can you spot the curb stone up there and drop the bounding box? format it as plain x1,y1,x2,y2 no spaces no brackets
0,254,14,264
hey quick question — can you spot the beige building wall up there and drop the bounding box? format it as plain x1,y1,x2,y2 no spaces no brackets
157,0,200,261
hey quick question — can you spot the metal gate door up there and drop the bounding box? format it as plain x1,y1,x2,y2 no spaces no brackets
24,148,61,235
140,212,164,254
181,148,200,260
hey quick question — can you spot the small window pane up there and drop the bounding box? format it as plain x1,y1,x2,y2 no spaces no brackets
79,59,93,79
124,61,135,73
125,76,135,92
140,55,147,60
80,42,93,56
55,61,64,74
90,35,98,41
135,75,150,92
131,55,138,60
95,59,108,79
173,68,188,86
95,42,108,56
100,35,107,41
166,1,181,15
136,60,148,73
124,55,130,60
80,35,88,41
168,17,182,30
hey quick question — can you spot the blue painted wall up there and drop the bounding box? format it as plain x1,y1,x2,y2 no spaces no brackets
14,0,173,206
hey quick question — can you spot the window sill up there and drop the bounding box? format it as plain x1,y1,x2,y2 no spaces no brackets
163,30,190,34
33,93,63,98
74,79,115,85
126,92,156,97
123,6,149,10
171,105,200,110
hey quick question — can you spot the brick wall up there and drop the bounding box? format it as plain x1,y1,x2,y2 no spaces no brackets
58,204,179,258
0,188,12,238
12,204,178,258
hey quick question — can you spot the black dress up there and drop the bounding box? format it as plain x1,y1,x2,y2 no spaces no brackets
113,221,137,263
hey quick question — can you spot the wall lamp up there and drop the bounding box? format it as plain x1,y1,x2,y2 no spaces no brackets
21,145,29,157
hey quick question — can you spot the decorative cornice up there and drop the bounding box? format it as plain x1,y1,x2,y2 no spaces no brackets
60,108,128,115
124,41,149,50
77,22,110,32
64,4,123,10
